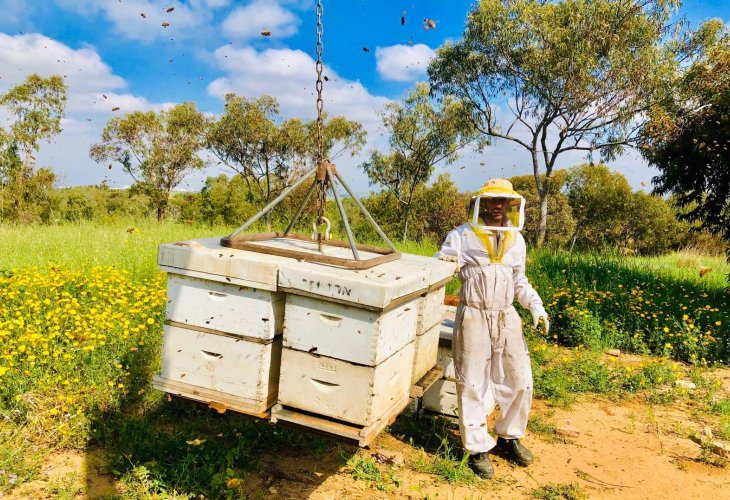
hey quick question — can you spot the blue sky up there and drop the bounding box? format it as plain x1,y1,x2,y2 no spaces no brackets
0,0,728,194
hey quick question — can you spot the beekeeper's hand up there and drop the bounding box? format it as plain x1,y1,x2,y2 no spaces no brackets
438,254,458,263
530,304,550,334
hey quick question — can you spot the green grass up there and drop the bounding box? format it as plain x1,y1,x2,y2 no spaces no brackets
344,455,402,492
0,219,234,281
0,425,45,492
634,250,729,291
0,221,727,496
528,250,729,364
528,339,683,407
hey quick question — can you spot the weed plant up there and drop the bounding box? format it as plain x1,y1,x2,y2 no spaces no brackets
530,482,586,500
532,250,729,364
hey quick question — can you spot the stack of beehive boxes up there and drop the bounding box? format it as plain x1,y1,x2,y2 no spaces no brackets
274,252,454,433
154,237,455,440
412,284,446,385
154,239,287,416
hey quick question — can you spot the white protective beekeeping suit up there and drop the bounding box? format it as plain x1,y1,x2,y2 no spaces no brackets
435,179,548,454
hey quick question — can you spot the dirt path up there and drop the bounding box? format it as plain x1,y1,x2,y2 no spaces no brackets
9,395,728,499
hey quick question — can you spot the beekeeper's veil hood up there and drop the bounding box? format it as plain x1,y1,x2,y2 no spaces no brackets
471,178,525,231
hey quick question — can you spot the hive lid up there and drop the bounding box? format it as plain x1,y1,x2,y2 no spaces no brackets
395,253,456,291
158,237,286,290
277,252,454,310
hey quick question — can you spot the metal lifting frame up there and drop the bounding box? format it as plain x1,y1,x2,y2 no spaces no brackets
220,162,400,269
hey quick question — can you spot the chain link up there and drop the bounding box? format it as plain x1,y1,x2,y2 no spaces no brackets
315,0,324,163
314,0,327,249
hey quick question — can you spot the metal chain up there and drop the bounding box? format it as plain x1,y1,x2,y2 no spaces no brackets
314,0,327,248
315,0,324,165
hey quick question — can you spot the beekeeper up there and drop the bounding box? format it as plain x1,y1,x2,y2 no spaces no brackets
435,178,549,478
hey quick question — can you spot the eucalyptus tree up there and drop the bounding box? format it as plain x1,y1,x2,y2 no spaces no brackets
361,83,482,242
0,74,66,218
640,20,730,257
1,74,67,171
207,93,366,222
90,102,209,221
428,0,679,245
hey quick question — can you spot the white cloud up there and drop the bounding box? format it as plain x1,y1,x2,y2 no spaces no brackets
375,44,435,82
0,33,166,115
53,0,221,42
208,45,389,131
0,33,175,187
222,0,299,40
0,33,124,93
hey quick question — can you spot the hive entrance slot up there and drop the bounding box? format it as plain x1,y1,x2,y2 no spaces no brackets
201,350,223,359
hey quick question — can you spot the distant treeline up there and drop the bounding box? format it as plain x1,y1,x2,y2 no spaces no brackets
4,163,724,257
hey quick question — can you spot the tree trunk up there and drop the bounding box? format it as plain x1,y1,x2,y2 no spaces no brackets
265,160,272,231
157,200,166,222
537,190,548,246
157,188,168,222
569,223,581,256
402,188,416,243
530,150,549,246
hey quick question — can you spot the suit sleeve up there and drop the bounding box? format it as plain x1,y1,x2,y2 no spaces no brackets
434,228,462,268
512,235,543,309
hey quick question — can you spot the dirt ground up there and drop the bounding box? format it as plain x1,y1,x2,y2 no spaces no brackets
8,393,730,500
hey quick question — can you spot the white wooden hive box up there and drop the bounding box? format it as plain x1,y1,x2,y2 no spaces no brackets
422,379,460,417
283,294,418,366
277,246,455,311
438,345,456,380
422,379,495,418
411,323,440,384
416,286,446,335
166,274,284,340
278,343,414,427
159,324,282,409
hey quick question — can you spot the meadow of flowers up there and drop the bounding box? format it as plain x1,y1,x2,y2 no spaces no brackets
532,251,730,365
0,266,166,449
0,221,727,495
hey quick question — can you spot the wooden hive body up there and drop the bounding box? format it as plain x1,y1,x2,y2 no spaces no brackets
277,343,414,427
283,294,418,366
157,324,281,414
166,274,284,340
411,323,441,385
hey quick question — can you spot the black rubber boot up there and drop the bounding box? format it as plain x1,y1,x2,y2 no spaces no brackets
495,437,533,466
469,452,494,479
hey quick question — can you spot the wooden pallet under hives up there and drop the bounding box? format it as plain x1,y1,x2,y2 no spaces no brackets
153,364,444,447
